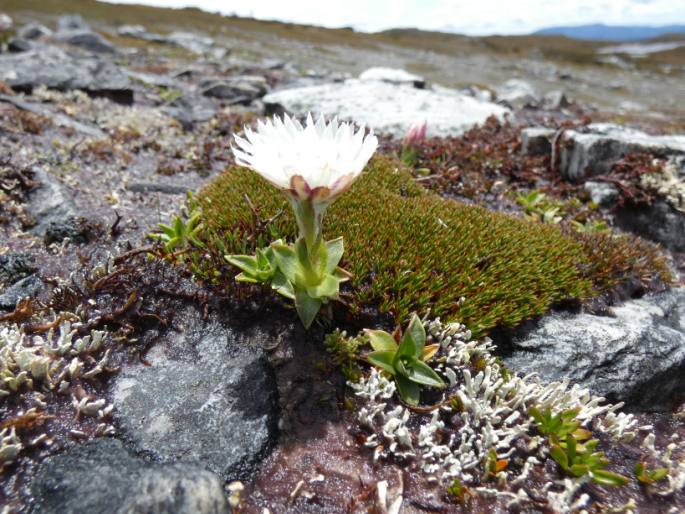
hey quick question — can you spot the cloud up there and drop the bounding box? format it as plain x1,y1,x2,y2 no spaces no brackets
104,0,685,35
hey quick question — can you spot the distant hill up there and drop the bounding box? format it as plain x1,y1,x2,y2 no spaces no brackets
534,24,685,41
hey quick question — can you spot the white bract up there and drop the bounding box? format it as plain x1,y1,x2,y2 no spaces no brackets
232,113,377,206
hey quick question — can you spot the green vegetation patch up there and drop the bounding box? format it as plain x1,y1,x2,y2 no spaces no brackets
198,155,595,336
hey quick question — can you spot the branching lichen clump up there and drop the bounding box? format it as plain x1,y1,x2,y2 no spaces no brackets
0,321,116,469
346,317,685,511
198,155,593,335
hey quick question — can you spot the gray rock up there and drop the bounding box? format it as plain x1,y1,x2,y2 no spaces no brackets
30,438,229,514
117,25,216,54
27,168,79,237
56,14,89,33
559,123,685,180
358,67,425,88
0,275,44,310
0,46,132,104
43,216,90,245
17,22,53,40
127,182,189,194
56,30,116,54
615,198,685,252
520,127,554,156
542,90,570,110
7,38,33,53
164,93,217,129
110,311,278,480
496,78,540,109
0,252,37,286
584,180,619,207
117,24,166,43
201,76,266,103
263,80,509,138
503,288,685,411
0,94,106,137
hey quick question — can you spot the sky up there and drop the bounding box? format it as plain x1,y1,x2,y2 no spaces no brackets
105,0,685,35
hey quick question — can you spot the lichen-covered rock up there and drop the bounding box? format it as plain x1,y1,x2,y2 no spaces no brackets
0,275,44,309
520,126,554,156
55,30,117,54
358,67,425,88
110,310,278,480
17,22,52,40
263,79,509,137
503,288,685,411
27,168,79,238
616,198,685,252
0,252,37,285
30,438,229,514
559,123,685,180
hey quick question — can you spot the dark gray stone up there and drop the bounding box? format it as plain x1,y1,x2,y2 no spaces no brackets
56,15,89,33
43,216,90,245
7,38,33,53
110,310,278,480
0,46,132,104
17,22,52,40
164,93,217,129
615,198,685,252
0,252,37,285
542,90,569,110
0,275,44,310
56,30,116,54
520,127,554,156
201,76,267,103
30,438,229,514
127,182,189,194
503,288,685,411
27,168,79,238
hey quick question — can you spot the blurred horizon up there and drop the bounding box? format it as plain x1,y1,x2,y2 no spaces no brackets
101,0,685,36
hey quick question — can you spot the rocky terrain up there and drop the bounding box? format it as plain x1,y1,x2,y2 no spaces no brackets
0,2,684,513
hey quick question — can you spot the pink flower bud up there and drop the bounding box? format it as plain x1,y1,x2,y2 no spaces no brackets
402,120,427,148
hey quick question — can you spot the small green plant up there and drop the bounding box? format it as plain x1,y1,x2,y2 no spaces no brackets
530,406,628,486
482,448,508,481
150,210,204,254
445,478,471,503
365,314,445,406
571,219,609,233
634,461,669,485
528,407,592,443
549,435,629,486
324,329,363,381
516,190,563,224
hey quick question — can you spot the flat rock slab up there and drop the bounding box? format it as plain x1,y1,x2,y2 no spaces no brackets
503,288,685,411
0,46,132,103
110,311,278,480
30,438,228,514
263,79,509,137
559,123,685,180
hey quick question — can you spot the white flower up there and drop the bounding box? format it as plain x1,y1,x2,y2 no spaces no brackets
232,113,378,204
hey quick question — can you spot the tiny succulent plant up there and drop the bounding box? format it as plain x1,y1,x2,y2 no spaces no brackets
365,313,445,405
151,211,203,253
634,461,669,485
530,406,628,486
517,190,563,224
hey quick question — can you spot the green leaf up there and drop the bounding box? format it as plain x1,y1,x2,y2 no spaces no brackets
272,244,299,284
570,464,590,477
395,374,420,406
225,255,258,274
235,272,258,284
308,274,341,300
325,237,344,273
271,271,295,300
367,351,397,375
294,288,322,329
566,435,577,465
365,329,398,352
650,468,669,482
406,359,446,388
550,444,568,470
399,314,425,358
592,469,629,487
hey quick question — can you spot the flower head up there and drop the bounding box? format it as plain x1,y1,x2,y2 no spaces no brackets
232,113,378,205
402,120,427,148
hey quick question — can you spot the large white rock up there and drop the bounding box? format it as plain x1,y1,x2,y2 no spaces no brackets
263,79,510,137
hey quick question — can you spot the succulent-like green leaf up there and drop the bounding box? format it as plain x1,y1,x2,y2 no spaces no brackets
591,469,629,487
272,243,299,284
395,374,420,406
365,329,398,352
271,270,295,300
325,237,345,273
550,444,568,470
406,359,446,388
225,255,258,274
367,350,397,375
399,313,425,358
294,288,322,329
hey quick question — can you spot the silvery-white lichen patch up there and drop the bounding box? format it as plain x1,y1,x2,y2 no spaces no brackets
0,319,117,467
640,158,685,213
349,317,685,511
